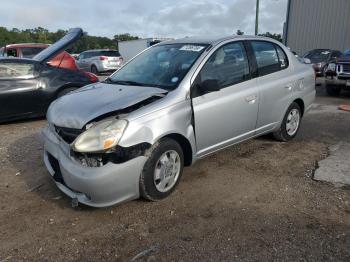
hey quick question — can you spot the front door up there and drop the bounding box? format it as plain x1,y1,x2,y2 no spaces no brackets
192,41,259,157
0,61,40,119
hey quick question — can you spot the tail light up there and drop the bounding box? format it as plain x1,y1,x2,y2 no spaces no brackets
83,71,99,83
100,56,108,61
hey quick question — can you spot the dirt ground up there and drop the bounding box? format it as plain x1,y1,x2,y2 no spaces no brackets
0,82,349,261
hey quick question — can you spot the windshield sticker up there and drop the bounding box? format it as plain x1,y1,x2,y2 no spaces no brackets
171,77,179,83
180,45,205,52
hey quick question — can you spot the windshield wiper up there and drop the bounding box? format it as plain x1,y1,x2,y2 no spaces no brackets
105,79,150,86
104,78,169,89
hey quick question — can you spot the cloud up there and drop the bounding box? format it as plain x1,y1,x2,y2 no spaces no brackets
0,0,287,38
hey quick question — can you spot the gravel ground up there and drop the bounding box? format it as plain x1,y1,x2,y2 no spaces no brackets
0,80,349,261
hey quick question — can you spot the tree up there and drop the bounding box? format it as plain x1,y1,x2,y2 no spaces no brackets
113,33,139,42
0,27,130,53
236,29,244,35
258,32,282,42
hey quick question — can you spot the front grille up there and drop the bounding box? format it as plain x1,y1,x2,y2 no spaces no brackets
342,64,350,73
55,126,83,144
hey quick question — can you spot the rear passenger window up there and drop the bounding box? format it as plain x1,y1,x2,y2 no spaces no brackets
199,42,250,89
275,45,289,69
251,41,280,76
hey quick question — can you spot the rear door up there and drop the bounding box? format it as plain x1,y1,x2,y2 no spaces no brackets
192,41,259,157
0,61,41,119
249,41,294,132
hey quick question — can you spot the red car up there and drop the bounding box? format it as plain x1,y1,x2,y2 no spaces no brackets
0,43,79,71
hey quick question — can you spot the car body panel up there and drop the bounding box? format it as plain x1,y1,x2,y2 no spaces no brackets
47,83,167,129
42,124,147,207
43,35,315,207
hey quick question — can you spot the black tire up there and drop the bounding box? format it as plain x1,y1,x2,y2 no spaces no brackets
326,84,341,96
140,138,184,201
57,87,77,98
273,102,302,142
91,65,99,75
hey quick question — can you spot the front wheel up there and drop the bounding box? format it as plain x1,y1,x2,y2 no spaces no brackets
273,102,302,142
140,138,184,201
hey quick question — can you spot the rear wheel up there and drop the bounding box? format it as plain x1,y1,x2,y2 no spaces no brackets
140,138,184,201
273,102,302,142
326,84,341,96
57,87,77,98
91,65,99,75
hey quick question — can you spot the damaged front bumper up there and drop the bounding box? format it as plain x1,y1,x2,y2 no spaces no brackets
42,124,147,207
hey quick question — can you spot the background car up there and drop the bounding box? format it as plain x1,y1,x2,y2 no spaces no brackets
303,49,343,76
324,48,350,95
0,28,98,123
0,43,78,71
76,49,123,75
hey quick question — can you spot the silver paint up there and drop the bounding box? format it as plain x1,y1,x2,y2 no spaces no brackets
43,35,316,207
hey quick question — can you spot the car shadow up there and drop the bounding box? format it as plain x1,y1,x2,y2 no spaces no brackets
7,132,79,209
0,116,46,126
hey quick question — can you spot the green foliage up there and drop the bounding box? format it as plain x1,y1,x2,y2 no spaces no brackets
236,29,244,35
258,32,282,42
113,33,139,49
0,27,140,53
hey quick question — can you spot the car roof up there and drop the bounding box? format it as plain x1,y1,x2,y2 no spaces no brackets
157,35,276,46
5,43,49,48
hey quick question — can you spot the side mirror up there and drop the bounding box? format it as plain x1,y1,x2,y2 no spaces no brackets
303,58,311,64
199,79,221,93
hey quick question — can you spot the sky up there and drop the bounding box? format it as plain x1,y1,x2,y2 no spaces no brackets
0,0,288,38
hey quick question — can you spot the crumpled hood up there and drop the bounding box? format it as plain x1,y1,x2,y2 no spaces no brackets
47,83,167,129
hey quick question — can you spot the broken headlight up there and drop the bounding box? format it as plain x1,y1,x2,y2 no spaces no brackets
72,119,128,153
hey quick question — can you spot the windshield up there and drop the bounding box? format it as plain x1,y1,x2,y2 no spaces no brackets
304,50,330,63
345,49,350,56
109,44,208,90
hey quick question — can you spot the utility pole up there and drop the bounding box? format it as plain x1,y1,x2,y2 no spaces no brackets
255,0,260,35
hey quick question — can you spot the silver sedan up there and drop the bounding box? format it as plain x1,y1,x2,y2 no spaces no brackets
43,35,315,207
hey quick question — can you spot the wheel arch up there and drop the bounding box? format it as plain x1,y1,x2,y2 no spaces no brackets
293,98,305,117
160,133,193,166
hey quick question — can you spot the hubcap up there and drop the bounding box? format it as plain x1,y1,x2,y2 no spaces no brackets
154,150,181,193
286,109,300,136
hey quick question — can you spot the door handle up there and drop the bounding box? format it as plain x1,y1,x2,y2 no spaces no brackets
245,95,257,104
285,85,293,91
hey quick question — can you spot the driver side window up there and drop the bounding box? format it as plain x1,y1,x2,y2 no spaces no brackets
199,42,250,89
